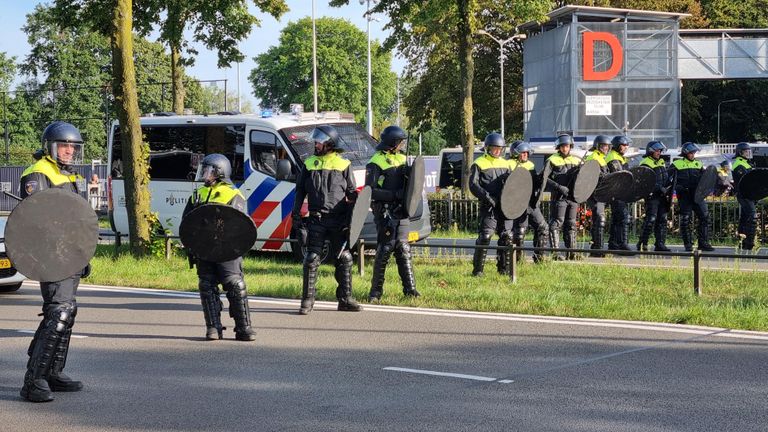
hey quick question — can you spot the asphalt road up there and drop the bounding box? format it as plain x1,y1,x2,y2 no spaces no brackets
2,283,767,431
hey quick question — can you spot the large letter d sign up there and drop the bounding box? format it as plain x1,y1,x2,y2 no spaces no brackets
583,32,623,81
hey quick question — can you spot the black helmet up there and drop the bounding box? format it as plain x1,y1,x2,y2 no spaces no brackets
484,132,506,149
509,139,524,153
735,142,752,159
611,135,631,150
377,125,407,151
645,140,666,156
680,142,701,156
591,135,611,151
555,134,573,148
514,142,533,157
41,121,84,166
196,153,232,185
310,125,343,154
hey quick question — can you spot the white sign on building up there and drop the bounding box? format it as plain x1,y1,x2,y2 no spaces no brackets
585,95,612,116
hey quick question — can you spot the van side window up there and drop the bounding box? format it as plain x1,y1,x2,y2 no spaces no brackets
250,130,284,176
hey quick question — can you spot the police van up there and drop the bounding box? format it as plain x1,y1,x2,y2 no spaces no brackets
107,111,431,259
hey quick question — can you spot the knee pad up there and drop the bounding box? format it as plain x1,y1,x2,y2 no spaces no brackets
476,233,492,245
46,304,76,333
198,276,219,294
223,278,246,296
337,250,353,268
304,251,321,268
394,242,411,255
498,232,511,246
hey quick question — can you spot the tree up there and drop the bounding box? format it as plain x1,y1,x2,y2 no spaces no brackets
249,17,397,129
135,0,288,114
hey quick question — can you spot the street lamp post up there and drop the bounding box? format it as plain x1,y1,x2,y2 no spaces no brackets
477,30,526,139
360,0,378,135
717,98,739,144
312,0,318,114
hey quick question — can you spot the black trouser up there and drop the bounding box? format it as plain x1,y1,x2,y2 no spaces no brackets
303,214,354,300
513,205,549,262
737,196,757,250
608,200,629,249
474,204,513,274
588,199,606,250
678,189,710,249
549,198,578,255
639,195,669,248
197,257,253,335
370,211,416,297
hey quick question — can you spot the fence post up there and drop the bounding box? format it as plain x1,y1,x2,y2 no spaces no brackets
447,194,454,228
115,232,121,248
693,249,701,296
165,236,172,260
509,245,517,283
357,239,365,277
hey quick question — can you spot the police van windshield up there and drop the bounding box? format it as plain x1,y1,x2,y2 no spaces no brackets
111,124,246,181
280,123,376,167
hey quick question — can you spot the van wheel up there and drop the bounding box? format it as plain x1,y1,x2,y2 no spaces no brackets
0,282,23,293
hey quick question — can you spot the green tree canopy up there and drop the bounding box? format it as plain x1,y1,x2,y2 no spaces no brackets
249,16,397,130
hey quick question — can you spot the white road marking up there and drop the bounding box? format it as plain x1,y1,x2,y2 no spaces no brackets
383,367,500,382
75,284,768,341
17,330,88,338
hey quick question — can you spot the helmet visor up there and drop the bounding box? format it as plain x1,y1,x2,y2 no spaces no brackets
310,128,333,146
51,141,83,165
740,149,753,159
195,164,218,185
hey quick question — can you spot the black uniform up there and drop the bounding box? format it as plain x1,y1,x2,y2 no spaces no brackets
732,156,756,250
19,156,86,402
292,150,362,314
583,150,609,254
469,153,516,275
366,150,419,300
183,181,256,341
668,158,712,251
511,159,549,263
637,156,670,251
546,152,582,259
605,149,631,250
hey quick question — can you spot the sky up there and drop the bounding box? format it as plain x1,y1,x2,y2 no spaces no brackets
0,0,404,110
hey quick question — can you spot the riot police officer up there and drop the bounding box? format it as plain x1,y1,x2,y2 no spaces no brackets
510,141,549,263
292,125,362,314
637,141,670,251
366,125,420,301
545,134,582,260
470,132,517,276
668,142,714,252
583,135,611,254
605,135,632,251
19,121,87,402
183,154,257,342
732,142,756,250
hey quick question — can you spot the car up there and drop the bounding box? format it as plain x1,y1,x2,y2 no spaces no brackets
0,216,26,293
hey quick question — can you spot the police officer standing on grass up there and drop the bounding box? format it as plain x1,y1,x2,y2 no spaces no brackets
545,134,582,260
637,141,671,252
605,135,633,251
19,121,87,402
470,132,517,276
366,125,420,302
183,154,257,342
583,135,611,255
731,142,757,250
510,141,549,263
292,125,362,315
668,142,714,252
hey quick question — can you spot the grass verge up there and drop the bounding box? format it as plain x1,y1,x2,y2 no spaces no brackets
86,245,768,331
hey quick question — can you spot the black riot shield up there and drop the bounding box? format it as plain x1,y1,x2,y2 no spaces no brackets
501,167,534,220
738,168,768,201
694,165,719,202
179,204,257,263
592,171,634,203
628,166,657,202
535,162,553,207
5,188,98,282
348,186,372,248
571,160,601,203
404,156,425,218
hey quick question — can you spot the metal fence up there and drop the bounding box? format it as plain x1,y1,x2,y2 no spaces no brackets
0,164,108,213
427,196,768,245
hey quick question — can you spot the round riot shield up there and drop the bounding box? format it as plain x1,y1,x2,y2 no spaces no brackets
694,165,719,202
501,167,533,219
405,156,425,218
628,166,657,202
348,186,372,248
571,160,601,203
535,162,552,207
738,168,768,201
592,171,633,203
179,204,257,263
5,188,98,282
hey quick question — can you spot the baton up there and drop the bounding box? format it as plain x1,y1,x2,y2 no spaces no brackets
3,191,22,202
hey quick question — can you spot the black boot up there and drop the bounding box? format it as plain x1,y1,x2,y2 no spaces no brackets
47,328,83,392
698,221,714,252
550,228,563,260
564,230,580,260
472,240,489,276
199,284,224,340
654,223,670,252
226,280,257,342
21,306,74,402
300,252,320,315
395,243,420,298
336,251,362,312
591,221,605,256
369,244,392,302
497,233,512,274
532,228,548,263
681,216,693,252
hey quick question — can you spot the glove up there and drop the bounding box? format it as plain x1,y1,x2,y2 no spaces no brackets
81,264,92,278
487,197,498,209
558,185,570,196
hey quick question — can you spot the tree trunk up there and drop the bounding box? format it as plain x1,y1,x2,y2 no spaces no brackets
112,0,151,255
458,0,476,197
171,45,185,114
